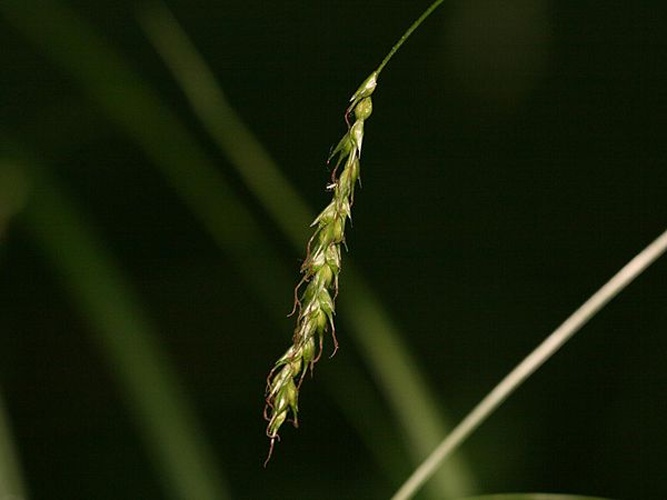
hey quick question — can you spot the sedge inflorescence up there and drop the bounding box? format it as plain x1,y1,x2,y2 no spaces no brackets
263,72,378,463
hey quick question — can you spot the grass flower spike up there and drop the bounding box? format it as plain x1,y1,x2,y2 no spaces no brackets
263,0,448,463
263,73,377,463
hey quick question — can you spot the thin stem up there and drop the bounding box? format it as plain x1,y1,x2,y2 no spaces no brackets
392,229,667,500
376,0,446,76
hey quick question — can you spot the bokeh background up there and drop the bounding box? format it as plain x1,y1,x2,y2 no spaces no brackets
1,0,666,499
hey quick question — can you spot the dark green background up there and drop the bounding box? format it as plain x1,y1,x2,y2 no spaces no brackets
1,1,665,499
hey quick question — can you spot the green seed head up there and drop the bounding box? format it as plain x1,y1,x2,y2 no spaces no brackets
354,97,373,121
267,409,286,439
265,68,378,460
350,71,378,104
348,157,360,185
327,216,345,243
301,279,320,307
329,133,353,163
325,245,340,271
318,288,334,315
333,195,351,220
316,308,328,332
338,162,359,201
350,121,364,154
302,336,316,365
317,262,334,287
312,201,337,228
268,364,290,397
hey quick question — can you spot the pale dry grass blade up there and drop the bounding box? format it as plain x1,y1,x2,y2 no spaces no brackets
392,229,667,500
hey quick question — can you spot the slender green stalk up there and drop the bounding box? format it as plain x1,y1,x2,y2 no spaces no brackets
392,229,667,500
376,0,446,76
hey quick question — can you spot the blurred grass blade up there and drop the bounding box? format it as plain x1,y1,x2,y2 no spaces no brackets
0,0,291,312
0,389,28,500
0,162,30,500
139,4,475,497
140,2,312,247
0,150,230,500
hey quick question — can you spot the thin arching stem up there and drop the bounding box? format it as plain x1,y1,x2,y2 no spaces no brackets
375,0,446,76
392,228,667,500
